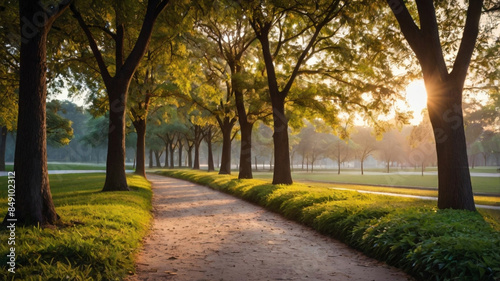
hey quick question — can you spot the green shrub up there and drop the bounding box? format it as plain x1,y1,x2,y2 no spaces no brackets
158,170,500,281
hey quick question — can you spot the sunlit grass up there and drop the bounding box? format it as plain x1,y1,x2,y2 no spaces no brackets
4,163,135,171
0,173,152,280
252,171,500,194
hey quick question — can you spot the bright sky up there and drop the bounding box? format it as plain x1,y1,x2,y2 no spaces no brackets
403,80,428,125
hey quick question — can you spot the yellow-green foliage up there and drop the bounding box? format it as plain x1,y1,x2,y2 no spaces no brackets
0,174,152,281
159,170,500,281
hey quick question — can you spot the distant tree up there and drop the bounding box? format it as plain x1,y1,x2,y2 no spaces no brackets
408,112,436,176
351,127,378,175
375,129,406,173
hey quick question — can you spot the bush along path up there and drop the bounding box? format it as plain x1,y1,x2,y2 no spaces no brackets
128,174,412,281
147,170,500,281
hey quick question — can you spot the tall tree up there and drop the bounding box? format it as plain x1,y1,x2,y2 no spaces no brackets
7,0,71,226
70,0,169,191
385,0,484,210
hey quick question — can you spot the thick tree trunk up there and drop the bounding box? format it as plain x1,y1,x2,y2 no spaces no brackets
427,89,476,211
133,119,146,177
218,118,234,175
0,126,6,171
103,85,129,191
193,143,200,169
271,100,292,184
238,121,253,179
7,1,62,226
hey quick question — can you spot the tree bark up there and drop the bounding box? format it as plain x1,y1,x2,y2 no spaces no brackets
218,117,235,175
133,118,146,177
270,99,292,184
187,144,193,168
169,141,175,169
238,121,254,179
102,85,129,191
0,126,6,171
427,90,476,210
6,0,69,226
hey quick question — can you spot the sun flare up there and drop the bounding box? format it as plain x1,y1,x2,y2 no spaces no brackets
405,80,428,125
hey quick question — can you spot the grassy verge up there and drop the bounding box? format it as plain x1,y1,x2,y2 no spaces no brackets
0,173,152,280
158,169,500,281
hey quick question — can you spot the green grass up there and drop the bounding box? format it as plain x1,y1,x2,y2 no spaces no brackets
158,169,500,281
253,171,500,194
4,163,135,171
0,173,152,281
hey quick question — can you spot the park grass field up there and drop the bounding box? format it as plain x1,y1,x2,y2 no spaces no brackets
253,170,500,194
4,163,135,171
0,173,152,280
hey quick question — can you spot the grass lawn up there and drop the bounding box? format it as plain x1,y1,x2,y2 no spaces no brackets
4,163,135,171
158,169,500,280
252,171,500,194
0,173,152,280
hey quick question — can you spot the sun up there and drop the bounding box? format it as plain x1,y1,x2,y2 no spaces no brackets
405,80,428,125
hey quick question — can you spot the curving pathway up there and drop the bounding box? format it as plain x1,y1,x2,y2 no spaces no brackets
127,174,413,281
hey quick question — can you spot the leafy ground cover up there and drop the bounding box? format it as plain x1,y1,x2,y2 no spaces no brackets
158,170,500,281
0,173,152,280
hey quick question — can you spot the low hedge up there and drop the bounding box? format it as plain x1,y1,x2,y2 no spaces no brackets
158,170,500,281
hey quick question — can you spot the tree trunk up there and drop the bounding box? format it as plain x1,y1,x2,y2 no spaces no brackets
271,100,292,184
149,149,153,168
421,162,424,176
193,142,200,169
427,90,476,211
238,121,253,179
337,160,341,175
207,128,214,172
187,145,193,168
169,143,174,169
164,144,169,168
133,119,146,177
360,159,364,175
155,150,162,168
218,118,234,175
178,140,183,167
0,126,6,171
254,156,258,171
102,85,129,191
6,0,66,226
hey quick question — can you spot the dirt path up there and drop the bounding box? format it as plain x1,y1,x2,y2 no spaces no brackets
127,174,413,281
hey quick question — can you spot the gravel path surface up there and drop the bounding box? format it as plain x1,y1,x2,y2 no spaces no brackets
127,174,413,281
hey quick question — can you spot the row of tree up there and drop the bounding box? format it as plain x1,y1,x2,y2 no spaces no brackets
1,0,499,226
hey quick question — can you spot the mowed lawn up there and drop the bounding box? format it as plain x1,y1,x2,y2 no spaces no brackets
0,173,152,280
253,170,500,194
